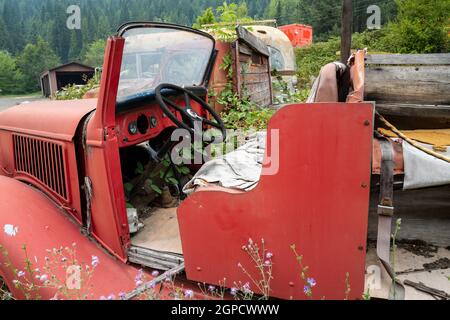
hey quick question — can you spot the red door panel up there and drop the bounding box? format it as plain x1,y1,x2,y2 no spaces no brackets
178,103,374,300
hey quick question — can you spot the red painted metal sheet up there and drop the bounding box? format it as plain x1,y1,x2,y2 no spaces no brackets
0,176,137,300
278,24,313,48
178,103,374,300
83,36,131,261
0,99,97,141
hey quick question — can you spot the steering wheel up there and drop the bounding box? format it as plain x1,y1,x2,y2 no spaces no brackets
155,83,226,140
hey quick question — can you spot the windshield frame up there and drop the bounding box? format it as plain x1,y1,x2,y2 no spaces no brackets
116,22,217,90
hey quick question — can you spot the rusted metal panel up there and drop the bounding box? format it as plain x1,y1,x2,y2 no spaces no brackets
178,103,374,300
372,138,404,175
209,42,232,113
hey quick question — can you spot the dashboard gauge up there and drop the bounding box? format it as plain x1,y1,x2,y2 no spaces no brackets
150,116,157,128
128,121,138,135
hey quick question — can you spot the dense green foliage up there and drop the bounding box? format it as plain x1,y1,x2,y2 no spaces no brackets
16,38,61,92
54,76,100,100
0,0,448,94
379,0,450,53
83,39,107,68
0,0,270,60
0,51,23,94
295,0,450,93
265,0,397,41
217,53,274,130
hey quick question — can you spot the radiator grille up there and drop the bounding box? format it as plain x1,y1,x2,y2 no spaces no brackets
13,134,68,201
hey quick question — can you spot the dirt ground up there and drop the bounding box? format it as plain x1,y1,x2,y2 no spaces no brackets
366,241,450,300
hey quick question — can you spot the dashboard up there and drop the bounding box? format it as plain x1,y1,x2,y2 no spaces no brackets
115,93,207,148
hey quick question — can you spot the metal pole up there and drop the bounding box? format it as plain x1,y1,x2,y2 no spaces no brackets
340,0,353,64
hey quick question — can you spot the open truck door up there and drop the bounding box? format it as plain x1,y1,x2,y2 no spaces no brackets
178,102,374,300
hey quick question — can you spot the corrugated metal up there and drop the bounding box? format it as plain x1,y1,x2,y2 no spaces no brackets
12,134,68,201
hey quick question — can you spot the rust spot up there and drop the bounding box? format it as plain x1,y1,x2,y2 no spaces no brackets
363,120,370,126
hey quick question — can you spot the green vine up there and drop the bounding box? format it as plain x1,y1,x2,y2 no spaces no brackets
218,53,274,131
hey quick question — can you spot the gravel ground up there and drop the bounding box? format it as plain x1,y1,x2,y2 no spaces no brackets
0,95,46,112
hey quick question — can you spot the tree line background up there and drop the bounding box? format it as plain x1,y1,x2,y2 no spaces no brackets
0,0,448,94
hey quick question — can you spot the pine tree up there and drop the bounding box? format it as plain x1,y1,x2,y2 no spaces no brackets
17,37,61,91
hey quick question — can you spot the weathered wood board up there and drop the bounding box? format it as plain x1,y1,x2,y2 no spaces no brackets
365,53,450,128
365,65,450,105
233,39,272,107
365,53,450,65
368,184,450,246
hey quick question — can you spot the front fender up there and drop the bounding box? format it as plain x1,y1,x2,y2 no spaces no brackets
0,176,137,299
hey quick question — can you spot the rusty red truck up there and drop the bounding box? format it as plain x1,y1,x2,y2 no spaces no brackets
0,22,448,300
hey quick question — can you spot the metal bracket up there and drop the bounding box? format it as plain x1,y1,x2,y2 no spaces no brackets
377,204,394,217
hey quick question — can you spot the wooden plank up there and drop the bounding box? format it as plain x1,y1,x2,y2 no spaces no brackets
131,207,183,255
241,73,270,83
238,43,253,56
365,65,450,105
366,53,450,65
368,185,450,246
242,64,270,74
376,103,450,119
235,25,269,57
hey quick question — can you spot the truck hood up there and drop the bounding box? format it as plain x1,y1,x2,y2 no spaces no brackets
0,99,97,141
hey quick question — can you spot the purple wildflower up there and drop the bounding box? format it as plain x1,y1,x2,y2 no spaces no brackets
303,285,311,295
307,278,316,287
230,287,238,296
184,289,194,299
91,255,99,268
208,285,216,292
39,274,48,282
242,282,252,294
17,270,25,277
151,270,159,277
107,294,115,300
266,252,273,259
134,269,144,286
119,292,126,300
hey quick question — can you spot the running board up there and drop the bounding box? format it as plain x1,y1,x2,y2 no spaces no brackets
124,263,185,300
127,245,184,270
